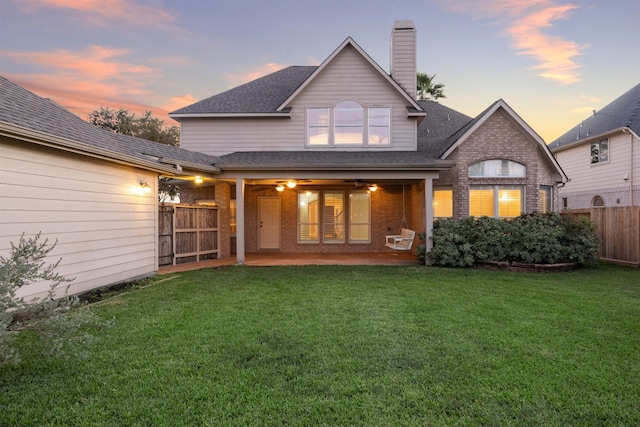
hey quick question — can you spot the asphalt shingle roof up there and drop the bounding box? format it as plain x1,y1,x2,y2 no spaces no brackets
416,100,473,157
170,66,318,115
0,76,218,173
549,83,640,150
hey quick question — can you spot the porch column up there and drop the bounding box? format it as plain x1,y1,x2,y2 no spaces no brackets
235,178,245,265
424,178,434,265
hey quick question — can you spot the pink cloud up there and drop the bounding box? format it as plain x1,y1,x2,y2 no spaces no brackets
0,45,182,124
163,94,199,115
436,0,585,84
12,0,181,32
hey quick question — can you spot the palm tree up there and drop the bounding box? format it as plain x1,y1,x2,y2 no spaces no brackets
417,73,446,101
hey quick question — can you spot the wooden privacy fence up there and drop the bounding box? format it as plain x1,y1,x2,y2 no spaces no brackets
563,206,640,267
159,204,219,266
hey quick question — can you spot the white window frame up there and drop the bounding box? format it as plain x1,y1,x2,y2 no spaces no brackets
323,191,345,243
297,191,319,243
469,159,526,178
348,190,371,243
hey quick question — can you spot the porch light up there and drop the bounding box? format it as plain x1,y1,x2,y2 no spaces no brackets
276,184,285,192
195,176,203,184
286,180,297,189
368,184,378,192
139,181,151,194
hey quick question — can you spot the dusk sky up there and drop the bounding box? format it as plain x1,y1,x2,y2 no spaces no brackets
1,0,638,143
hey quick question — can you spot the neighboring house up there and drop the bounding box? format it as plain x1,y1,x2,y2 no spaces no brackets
549,84,640,208
170,21,567,264
0,76,219,300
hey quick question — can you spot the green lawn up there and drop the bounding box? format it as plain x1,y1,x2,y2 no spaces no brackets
2,263,639,426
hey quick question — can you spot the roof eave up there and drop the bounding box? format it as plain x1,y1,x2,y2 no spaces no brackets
550,127,627,153
217,161,455,171
169,112,292,119
0,122,211,177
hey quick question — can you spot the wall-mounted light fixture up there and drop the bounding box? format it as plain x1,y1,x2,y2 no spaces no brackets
195,176,204,184
139,180,151,195
275,184,285,192
368,184,378,192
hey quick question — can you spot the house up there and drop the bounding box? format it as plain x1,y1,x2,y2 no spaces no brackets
170,21,567,265
549,84,640,208
0,76,219,300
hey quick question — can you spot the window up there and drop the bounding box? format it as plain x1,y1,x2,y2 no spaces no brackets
539,186,552,213
308,108,329,145
368,108,390,145
592,195,605,207
334,101,363,144
323,191,345,243
298,191,319,242
591,138,609,164
469,160,526,178
433,189,453,218
306,102,390,146
562,198,568,209
349,191,370,242
469,185,523,218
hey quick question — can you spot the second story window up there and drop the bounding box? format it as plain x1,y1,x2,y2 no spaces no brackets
591,138,608,164
307,102,390,146
334,101,363,144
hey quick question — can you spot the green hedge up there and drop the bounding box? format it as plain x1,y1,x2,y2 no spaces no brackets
416,213,599,267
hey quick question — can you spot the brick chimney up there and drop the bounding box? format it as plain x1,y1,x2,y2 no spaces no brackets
390,20,417,99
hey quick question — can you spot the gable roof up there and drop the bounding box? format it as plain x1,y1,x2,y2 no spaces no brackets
277,37,424,114
0,76,219,176
169,37,424,119
549,83,640,151
422,99,567,182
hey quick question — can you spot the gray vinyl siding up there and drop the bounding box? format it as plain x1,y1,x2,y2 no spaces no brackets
180,45,418,156
0,138,158,301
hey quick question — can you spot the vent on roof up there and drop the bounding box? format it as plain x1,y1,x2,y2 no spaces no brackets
593,110,597,117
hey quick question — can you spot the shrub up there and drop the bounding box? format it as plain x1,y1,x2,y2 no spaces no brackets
416,213,599,268
1,233,107,364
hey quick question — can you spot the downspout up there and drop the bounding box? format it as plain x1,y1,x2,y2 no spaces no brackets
623,127,633,205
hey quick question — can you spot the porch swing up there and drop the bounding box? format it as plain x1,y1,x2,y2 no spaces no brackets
384,185,416,250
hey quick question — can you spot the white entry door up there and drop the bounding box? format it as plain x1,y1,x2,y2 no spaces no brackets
259,197,281,249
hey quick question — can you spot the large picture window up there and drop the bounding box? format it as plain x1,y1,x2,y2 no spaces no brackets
306,102,390,146
349,191,370,242
470,185,523,218
298,191,319,242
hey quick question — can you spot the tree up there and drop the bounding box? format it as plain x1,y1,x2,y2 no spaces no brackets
89,107,181,200
88,107,179,147
417,73,446,101
1,233,106,364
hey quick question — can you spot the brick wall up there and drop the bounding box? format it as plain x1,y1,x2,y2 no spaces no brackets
436,109,563,219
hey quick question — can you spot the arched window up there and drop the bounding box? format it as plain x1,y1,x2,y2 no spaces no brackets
334,101,363,144
592,195,605,207
469,160,526,178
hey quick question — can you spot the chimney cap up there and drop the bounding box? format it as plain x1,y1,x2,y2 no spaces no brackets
393,20,415,30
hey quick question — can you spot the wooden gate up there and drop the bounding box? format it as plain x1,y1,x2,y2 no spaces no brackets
158,204,219,266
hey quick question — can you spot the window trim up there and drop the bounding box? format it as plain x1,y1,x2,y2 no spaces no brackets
348,190,371,243
323,191,345,243
297,190,320,243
